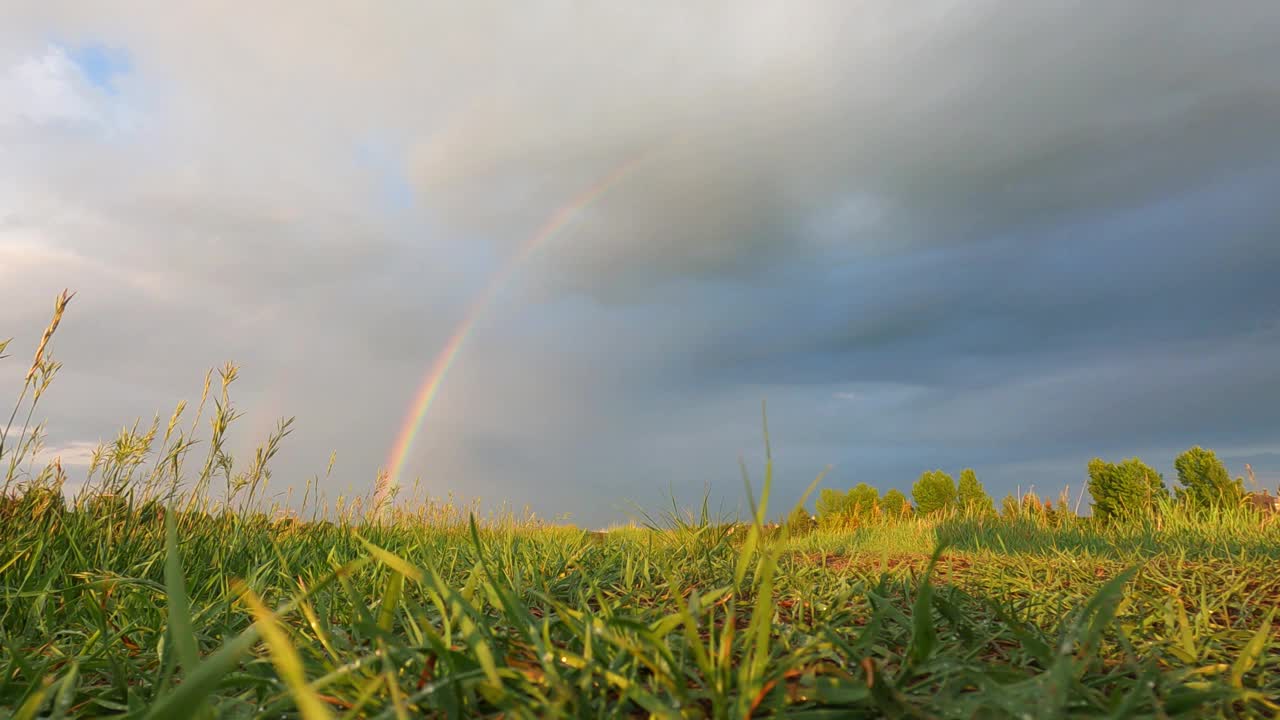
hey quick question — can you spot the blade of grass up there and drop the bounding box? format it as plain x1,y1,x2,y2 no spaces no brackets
237,582,335,720
164,509,200,673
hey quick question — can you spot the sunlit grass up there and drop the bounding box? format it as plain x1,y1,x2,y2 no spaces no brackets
2,292,1278,718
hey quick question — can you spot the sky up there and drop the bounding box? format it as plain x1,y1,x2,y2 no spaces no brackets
3,2,1280,527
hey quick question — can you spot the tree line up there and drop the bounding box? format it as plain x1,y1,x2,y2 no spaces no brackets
790,445,1261,531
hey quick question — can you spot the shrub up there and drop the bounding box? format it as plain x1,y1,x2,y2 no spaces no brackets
815,488,850,521
1087,457,1166,522
957,468,994,515
847,482,879,519
912,470,957,516
785,504,816,535
881,488,910,518
817,483,880,523
1000,493,1020,519
1173,446,1244,510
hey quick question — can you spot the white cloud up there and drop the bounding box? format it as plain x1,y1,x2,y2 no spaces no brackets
0,43,144,138
0,233,183,309
32,439,99,467
0,46,98,127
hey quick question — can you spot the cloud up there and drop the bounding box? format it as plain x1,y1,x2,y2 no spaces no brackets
32,439,99,467
0,42,144,138
0,45,99,127
395,2,1280,300
2,3,1280,525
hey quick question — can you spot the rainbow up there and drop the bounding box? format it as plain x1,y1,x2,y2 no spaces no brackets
383,154,650,489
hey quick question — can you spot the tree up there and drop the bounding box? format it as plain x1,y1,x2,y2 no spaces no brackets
815,488,850,521
881,488,910,518
912,470,957,515
957,468,995,515
847,483,879,519
1000,493,1020,519
786,504,816,535
1174,446,1244,510
1086,457,1166,522
817,484,881,523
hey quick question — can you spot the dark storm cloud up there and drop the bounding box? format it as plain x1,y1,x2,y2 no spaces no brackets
411,3,1280,298
692,177,1280,389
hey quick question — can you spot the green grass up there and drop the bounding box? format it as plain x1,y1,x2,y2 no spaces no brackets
3,487,1279,718
2,293,1279,718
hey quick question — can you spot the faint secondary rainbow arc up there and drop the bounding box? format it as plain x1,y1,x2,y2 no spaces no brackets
384,154,650,489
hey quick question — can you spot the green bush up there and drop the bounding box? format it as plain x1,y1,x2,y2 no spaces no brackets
815,488,849,521
881,488,910,518
847,482,878,518
912,470,957,516
816,483,879,523
1173,446,1244,510
1000,493,1020,519
957,468,994,515
1087,457,1166,522
785,504,816,535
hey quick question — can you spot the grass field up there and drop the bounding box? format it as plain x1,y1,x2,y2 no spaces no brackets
2,483,1279,719
3,296,1279,718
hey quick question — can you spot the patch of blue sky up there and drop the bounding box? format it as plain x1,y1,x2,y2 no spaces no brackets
64,42,132,94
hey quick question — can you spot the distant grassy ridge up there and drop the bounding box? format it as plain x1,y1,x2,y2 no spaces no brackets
2,292,1277,717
